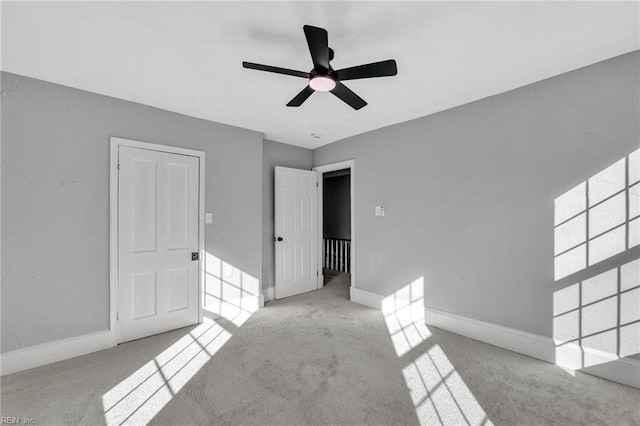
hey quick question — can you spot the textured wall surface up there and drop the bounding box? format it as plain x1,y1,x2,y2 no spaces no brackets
1,72,264,352
313,52,640,338
262,140,312,290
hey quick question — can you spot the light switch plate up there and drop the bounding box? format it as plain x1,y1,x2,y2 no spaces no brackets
205,213,213,224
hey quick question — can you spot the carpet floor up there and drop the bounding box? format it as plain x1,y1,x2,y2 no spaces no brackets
1,272,639,425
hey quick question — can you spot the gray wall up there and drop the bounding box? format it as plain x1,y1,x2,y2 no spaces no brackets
1,72,264,352
323,174,351,240
313,51,640,338
262,139,312,290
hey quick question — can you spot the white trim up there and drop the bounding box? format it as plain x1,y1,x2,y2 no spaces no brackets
424,306,640,389
350,287,383,310
198,153,206,324
111,137,207,158
1,331,111,376
313,159,356,296
347,285,639,388
109,137,206,346
109,141,119,346
574,354,640,389
424,306,556,363
263,286,275,303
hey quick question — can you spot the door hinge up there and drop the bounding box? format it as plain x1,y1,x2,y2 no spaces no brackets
117,311,119,320
316,181,318,187
117,162,120,171
317,270,319,276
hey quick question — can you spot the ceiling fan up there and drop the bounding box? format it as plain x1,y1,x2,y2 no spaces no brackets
242,25,398,110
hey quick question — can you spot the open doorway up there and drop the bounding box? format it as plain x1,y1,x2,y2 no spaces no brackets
314,160,355,301
322,169,351,291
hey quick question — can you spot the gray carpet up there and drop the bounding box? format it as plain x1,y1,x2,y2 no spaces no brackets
1,272,639,425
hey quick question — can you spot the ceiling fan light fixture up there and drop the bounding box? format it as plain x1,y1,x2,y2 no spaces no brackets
309,75,336,92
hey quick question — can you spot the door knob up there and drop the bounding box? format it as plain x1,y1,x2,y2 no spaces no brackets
276,237,283,242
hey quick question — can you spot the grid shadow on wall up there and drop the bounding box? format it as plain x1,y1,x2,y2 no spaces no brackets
554,148,640,368
554,149,639,280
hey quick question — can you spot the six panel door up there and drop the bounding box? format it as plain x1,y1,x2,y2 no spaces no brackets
118,146,199,343
275,166,318,299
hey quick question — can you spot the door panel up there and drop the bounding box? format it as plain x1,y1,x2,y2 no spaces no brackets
167,267,190,312
301,196,312,231
282,245,295,283
275,166,318,299
301,243,312,278
118,146,199,343
132,160,157,252
167,163,190,250
131,272,157,319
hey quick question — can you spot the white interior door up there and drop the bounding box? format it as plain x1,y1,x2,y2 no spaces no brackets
118,146,200,343
275,166,318,299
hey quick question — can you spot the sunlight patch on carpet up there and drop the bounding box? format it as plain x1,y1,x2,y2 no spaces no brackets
403,347,492,426
102,318,231,425
383,278,492,426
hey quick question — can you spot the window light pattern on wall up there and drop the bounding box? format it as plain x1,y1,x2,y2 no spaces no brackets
204,252,260,327
554,258,640,367
554,149,640,280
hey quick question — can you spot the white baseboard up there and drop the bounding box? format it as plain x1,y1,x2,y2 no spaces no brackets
263,286,275,303
425,306,640,389
350,287,383,309
348,286,639,389
578,357,640,389
1,330,112,376
424,307,556,363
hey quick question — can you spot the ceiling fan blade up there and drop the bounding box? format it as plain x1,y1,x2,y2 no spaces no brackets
287,85,315,107
243,62,309,79
336,59,398,81
303,25,330,72
330,82,367,110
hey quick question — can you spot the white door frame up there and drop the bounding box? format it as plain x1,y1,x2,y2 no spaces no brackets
312,159,355,296
109,136,206,346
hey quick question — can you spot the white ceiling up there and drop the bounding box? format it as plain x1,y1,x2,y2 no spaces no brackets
2,1,638,149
